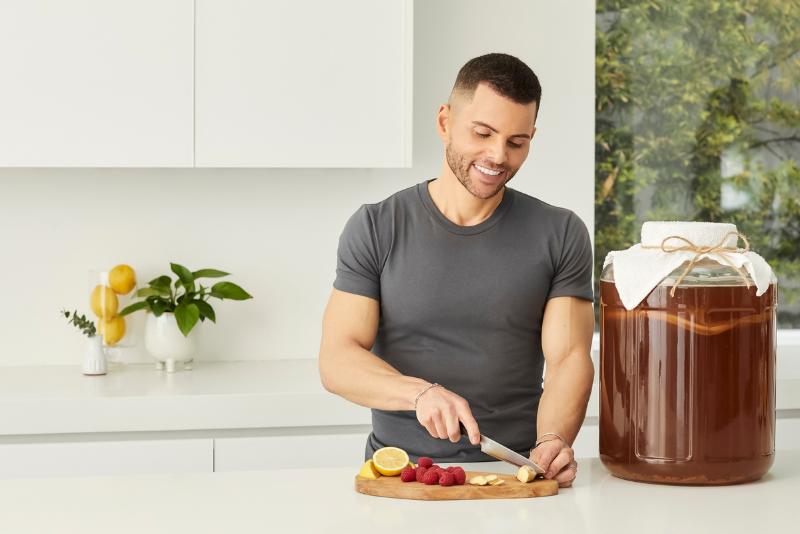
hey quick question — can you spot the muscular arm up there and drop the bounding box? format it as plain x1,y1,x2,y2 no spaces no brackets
528,296,594,487
318,288,481,443
318,289,427,410
537,296,595,446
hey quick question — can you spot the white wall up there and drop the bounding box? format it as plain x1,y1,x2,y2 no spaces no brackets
0,0,595,366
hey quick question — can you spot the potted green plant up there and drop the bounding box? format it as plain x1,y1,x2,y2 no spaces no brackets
118,263,253,372
61,309,106,376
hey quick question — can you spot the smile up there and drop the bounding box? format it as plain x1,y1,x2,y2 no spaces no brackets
474,164,502,176
473,164,505,183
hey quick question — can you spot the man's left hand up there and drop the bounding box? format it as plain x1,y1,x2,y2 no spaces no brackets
529,439,577,488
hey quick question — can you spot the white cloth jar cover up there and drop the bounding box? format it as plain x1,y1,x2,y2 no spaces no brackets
603,221,775,311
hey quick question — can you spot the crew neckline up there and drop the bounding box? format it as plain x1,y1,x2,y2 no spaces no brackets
417,178,516,236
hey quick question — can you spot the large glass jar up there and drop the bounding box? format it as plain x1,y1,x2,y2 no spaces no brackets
599,258,778,485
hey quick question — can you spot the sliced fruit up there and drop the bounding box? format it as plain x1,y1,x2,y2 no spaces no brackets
469,476,488,486
372,447,410,476
358,460,381,479
485,475,497,481
407,461,416,469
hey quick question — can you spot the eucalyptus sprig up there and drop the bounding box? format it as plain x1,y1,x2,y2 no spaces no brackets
117,263,253,338
61,309,97,338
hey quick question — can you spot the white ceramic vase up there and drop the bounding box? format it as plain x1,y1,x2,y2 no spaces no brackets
83,334,108,376
144,311,201,373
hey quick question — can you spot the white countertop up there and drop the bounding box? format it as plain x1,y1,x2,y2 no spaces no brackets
1,360,798,436
1,451,797,533
0,361,370,435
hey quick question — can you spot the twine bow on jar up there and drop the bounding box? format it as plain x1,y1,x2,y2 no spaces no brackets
641,231,752,297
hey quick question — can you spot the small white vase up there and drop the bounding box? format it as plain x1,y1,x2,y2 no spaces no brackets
144,311,201,373
83,335,108,376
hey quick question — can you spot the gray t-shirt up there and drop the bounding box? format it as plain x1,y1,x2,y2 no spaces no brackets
333,179,594,463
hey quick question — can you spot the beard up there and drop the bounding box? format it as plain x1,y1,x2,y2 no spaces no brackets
445,142,517,200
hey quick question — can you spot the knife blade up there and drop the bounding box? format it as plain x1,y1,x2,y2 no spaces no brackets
459,423,546,474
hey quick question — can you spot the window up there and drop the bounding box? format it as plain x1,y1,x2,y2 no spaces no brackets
595,0,800,329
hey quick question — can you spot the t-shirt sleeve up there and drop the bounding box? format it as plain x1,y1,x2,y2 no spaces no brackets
333,205,381,302
547,212,594,302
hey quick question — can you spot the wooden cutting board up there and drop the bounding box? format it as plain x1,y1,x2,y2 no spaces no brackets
355,470,558,500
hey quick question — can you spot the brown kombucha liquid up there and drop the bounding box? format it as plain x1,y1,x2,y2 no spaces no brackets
599,280,777,485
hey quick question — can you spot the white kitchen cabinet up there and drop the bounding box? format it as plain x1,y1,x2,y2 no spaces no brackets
0,439,212,480
0,1,194,167
214,427,600,472
194,0,413,168
214,433,371,472
567,418,800,461
214,419,800,471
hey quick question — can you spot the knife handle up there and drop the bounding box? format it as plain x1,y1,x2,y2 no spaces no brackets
458,422,471,441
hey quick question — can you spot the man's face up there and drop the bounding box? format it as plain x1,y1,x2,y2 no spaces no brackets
443,82,537,199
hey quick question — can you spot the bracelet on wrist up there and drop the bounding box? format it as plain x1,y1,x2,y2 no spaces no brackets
536,432,570,449
414,383,441,411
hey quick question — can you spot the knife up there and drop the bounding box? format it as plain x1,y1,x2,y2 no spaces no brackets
459,422,546,474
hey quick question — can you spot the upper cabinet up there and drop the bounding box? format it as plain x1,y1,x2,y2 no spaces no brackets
0,1,194,167
194,0,413,168
0,1,412,168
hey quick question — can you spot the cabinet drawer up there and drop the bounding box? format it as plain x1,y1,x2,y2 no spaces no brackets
214,433,370,472
0,439,213,480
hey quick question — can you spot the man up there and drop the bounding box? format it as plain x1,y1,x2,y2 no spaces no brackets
319,53,594,488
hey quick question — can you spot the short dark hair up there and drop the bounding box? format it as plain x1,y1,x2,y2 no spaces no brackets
450,53,542,122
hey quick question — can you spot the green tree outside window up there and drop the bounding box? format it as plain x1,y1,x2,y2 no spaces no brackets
595,0,800,328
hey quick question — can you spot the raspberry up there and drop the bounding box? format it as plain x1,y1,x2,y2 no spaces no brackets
453,470,466,485
400,465,416,482
415,466,428,482
431,464,441,470
418,457,433,469
422,470,440,485
439,472,455,486
445,466,455,473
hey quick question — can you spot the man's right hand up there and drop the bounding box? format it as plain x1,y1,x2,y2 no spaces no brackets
415,386,481,445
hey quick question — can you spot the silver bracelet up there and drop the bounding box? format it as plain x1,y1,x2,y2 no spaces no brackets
414,383,441,410
536,432,570,449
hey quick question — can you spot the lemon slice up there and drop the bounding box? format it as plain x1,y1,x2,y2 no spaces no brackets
407,461,416,469
372,447,410,476
358,459,381,479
